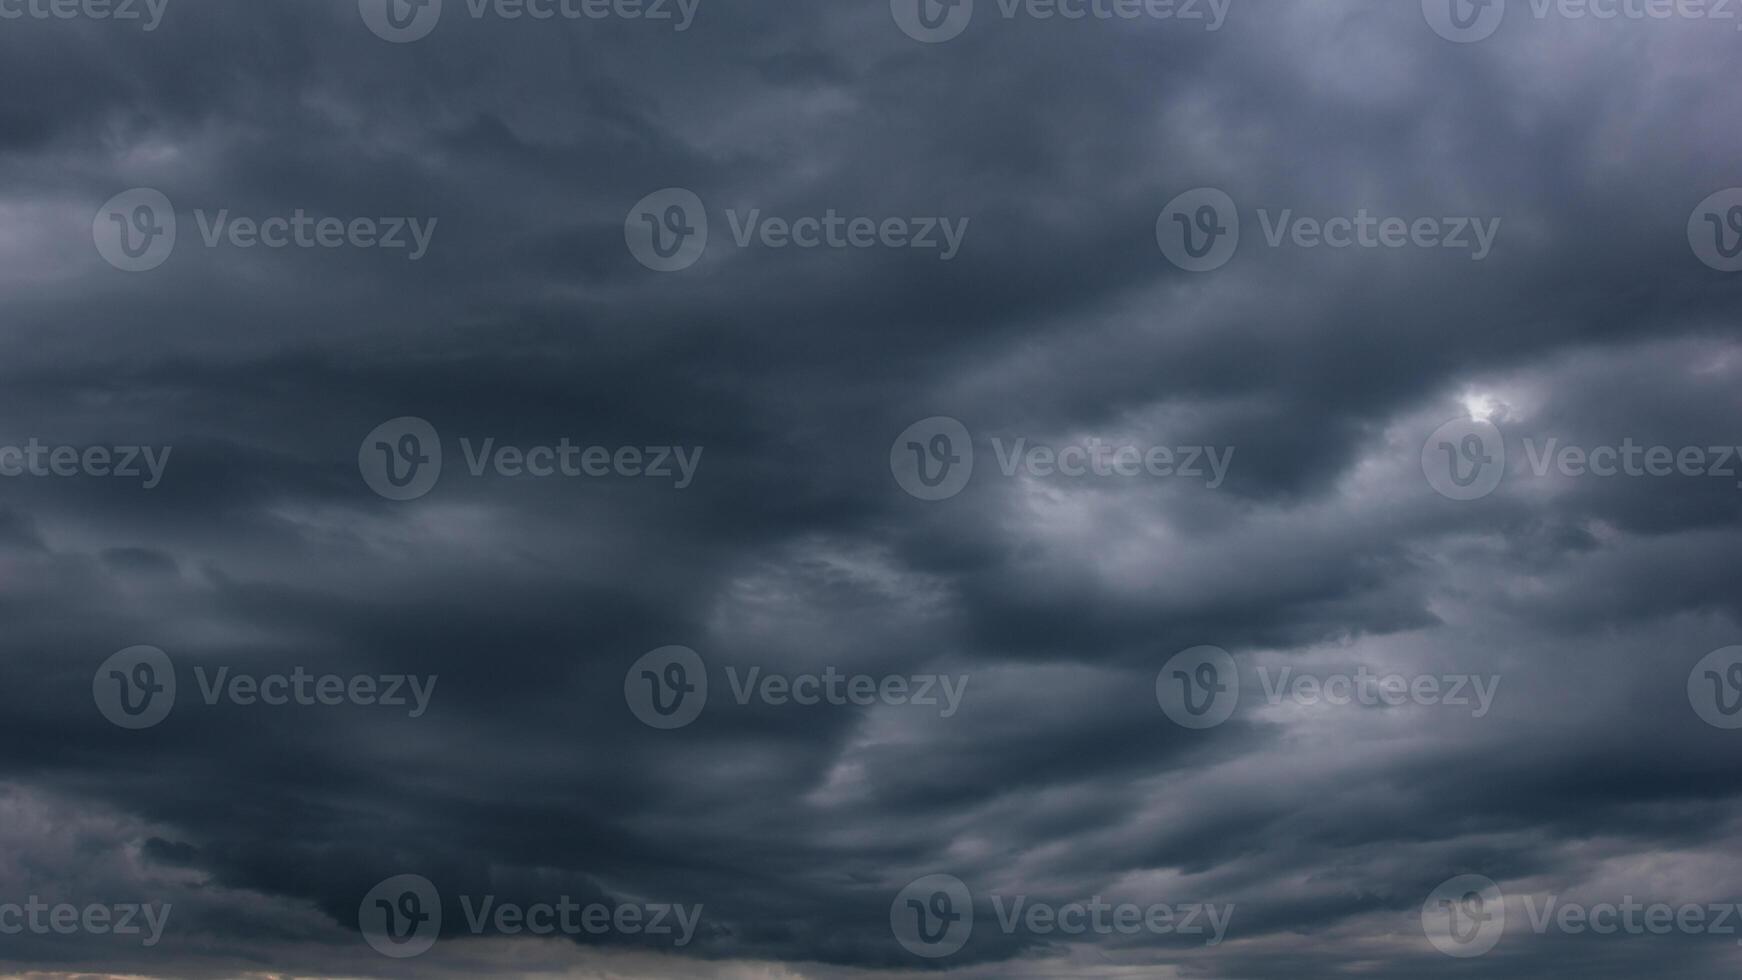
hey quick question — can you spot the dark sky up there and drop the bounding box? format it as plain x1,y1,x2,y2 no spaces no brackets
3,0,1742,977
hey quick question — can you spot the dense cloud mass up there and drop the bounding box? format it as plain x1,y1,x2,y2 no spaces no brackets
2,0,1741,976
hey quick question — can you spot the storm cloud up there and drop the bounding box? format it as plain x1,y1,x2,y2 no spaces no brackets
2,0,1741,976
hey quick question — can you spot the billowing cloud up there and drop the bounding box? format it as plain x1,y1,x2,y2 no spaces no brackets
2,0,1741,976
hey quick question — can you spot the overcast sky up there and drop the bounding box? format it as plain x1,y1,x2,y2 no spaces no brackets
3,0,1742,977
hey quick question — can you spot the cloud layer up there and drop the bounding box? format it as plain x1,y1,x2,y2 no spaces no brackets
2,0,1741,976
